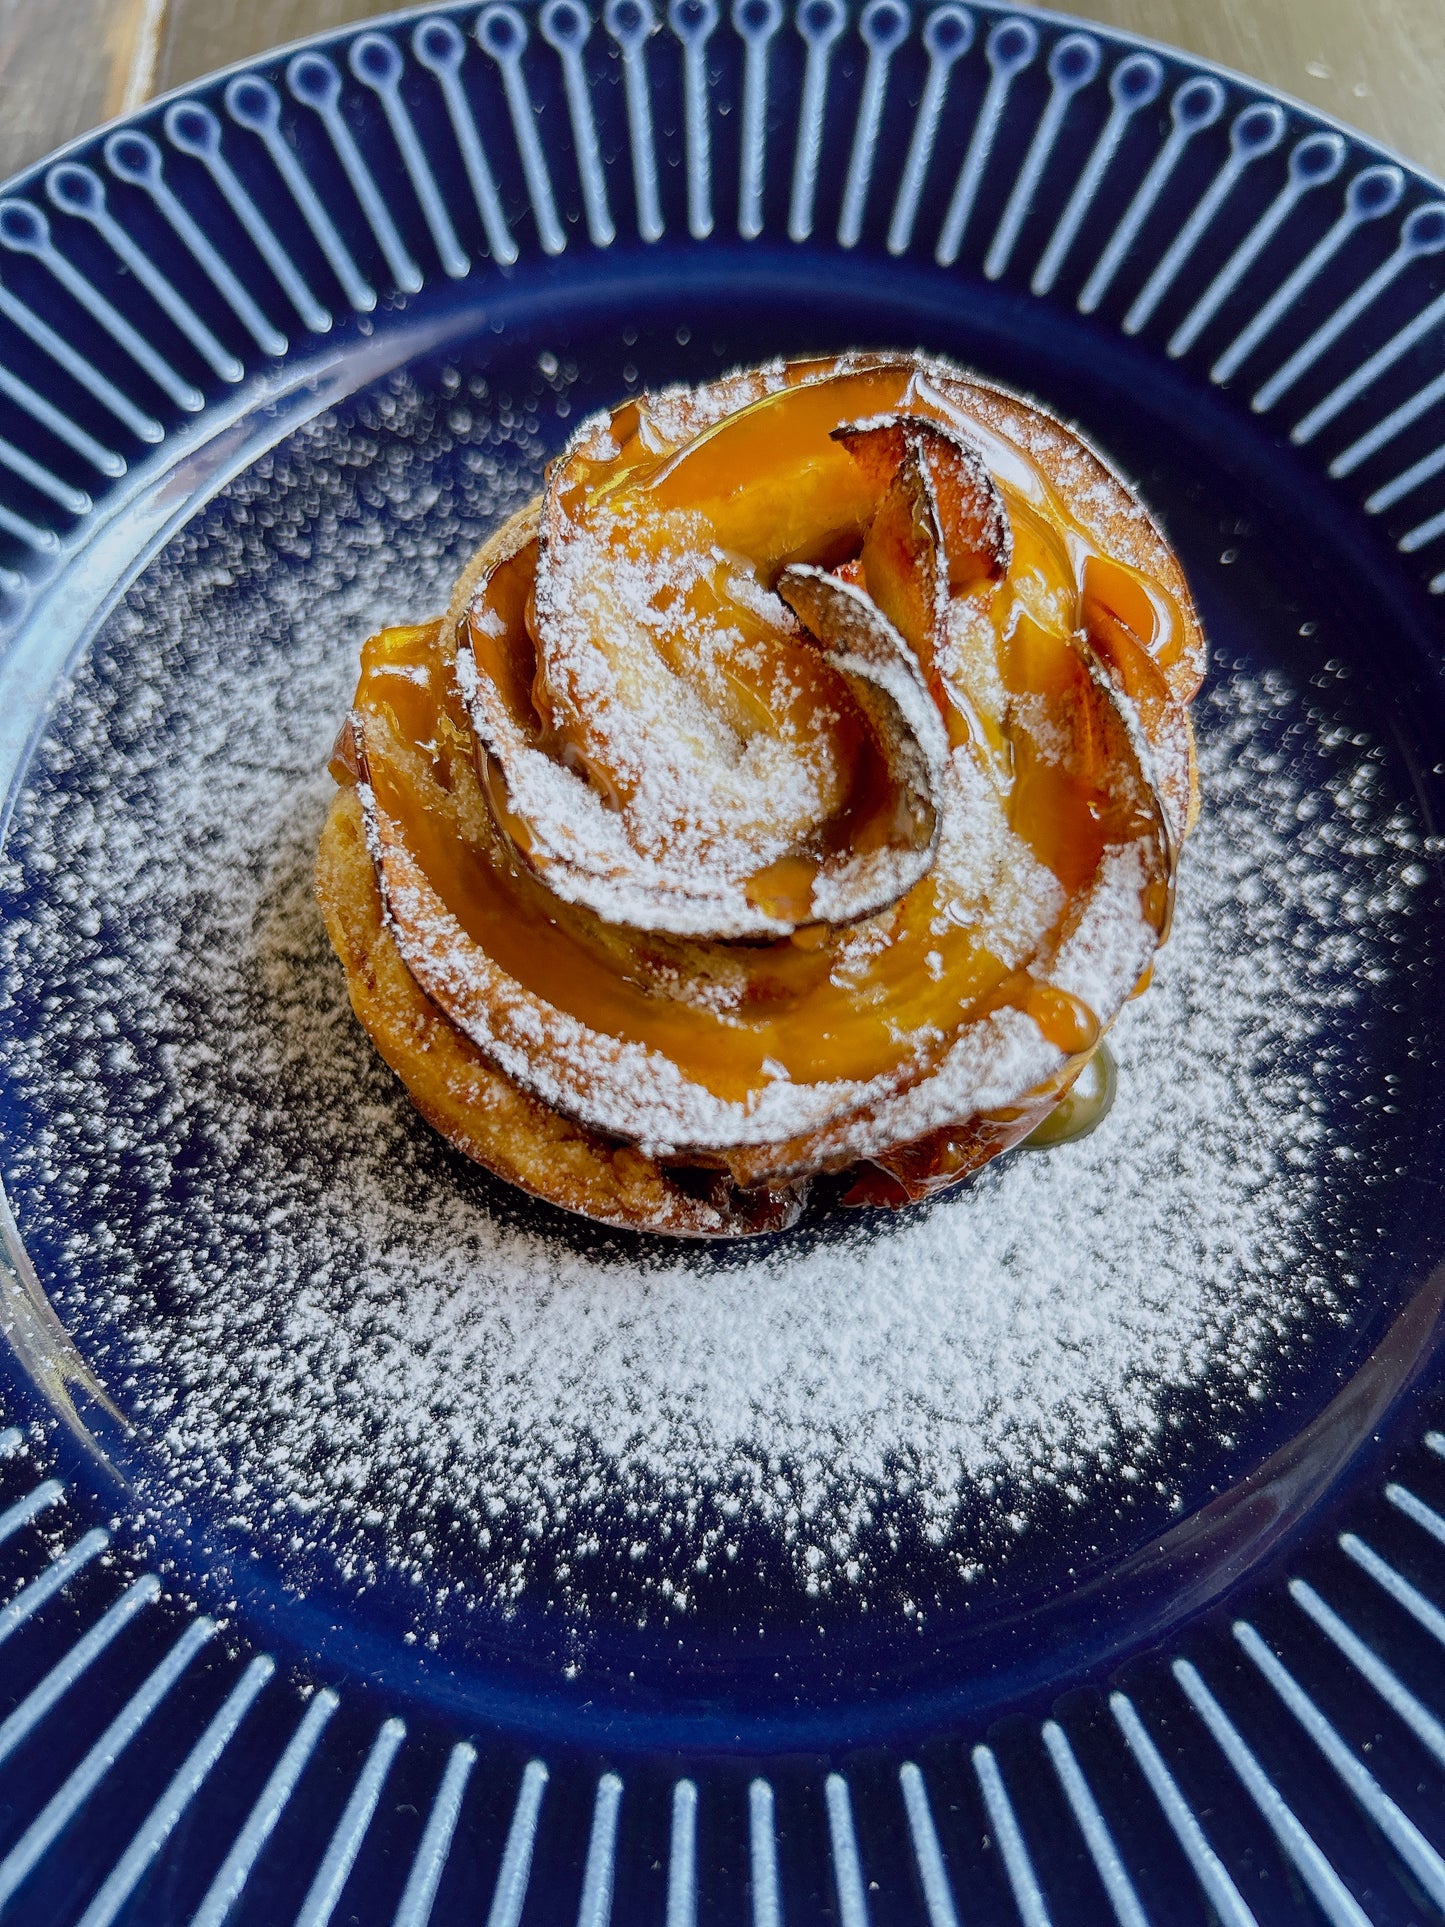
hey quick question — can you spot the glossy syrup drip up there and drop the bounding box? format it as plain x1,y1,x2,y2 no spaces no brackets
1023,1042,1118,1149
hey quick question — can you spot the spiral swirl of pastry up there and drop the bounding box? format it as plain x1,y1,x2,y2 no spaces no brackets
318,352,1203,1235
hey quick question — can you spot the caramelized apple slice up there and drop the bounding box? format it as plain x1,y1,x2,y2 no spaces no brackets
836,413,1012,603
454,374,966,942
638,357,917,572
1068,632,1178,941
1081,554,1197,842
836,413,1012,757
772,564,946,924
458,540,944,939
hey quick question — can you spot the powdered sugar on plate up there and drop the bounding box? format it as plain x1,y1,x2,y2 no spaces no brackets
0,369,1433,1637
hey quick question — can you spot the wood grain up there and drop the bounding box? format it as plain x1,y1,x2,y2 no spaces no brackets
0,0,1443,187
1035,0,1445,181
149,0,395,100
0,0,165,180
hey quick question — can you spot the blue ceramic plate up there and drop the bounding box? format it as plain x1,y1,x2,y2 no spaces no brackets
2,2,1445,1920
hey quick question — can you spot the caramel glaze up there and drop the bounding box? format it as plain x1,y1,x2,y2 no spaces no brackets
1021,1040,1118,1151
334,355,1200,1207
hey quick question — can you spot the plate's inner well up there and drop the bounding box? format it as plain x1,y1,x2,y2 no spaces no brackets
1,289,1443,1741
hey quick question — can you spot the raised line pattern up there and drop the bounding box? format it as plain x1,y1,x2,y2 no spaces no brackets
935,15,1038,268
0,197,205,411
486,1758,550,1927
0,1475,62,1544
102,128,290,356
670,0,718,239
411,16,519,265
1078,75,1226,315
0,500,51,552
393,1741,478,1927
478,5,568,255
0,435,88,516
0,1525,108,1644
287,52,424,294
898,1761,960,1927
190,1685,341,1927
0,1614,218,1909
349,32,470,279
0,349,126,475
887,3,973,257
1211,163,1404,385
163,97,333,333
1169,131,1347,359
576,1770,623,1927
74,1653,276,1927
1343,1528,1445,1645
735,0,783,241
294,1715,408,1927
1235,1618,1445,1910
788,0,847,243
838,0,909,248
1255,202,1445,416
973,1745,1051,1927
0,1574,160,1769
1399,504,1445,554
824,1771,870,1927
1031,50,1161,297
1041,1721,1149,1927
1123,100,1285,337
1336,371,1445,483
224,73,378,311
608,0,665,241
1173,1658,1370,1927
985,32,1099,282
46,161,244,382
1292,289,1445,446
666,1778,698,1927
1111,1691,1258,1927
749,1777,782,1927
542,0,616,248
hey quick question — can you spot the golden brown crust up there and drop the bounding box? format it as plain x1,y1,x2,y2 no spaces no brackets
443,498,541,651
316,787,803,1238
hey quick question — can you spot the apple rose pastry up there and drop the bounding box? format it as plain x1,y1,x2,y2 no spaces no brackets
317,351,1204,1237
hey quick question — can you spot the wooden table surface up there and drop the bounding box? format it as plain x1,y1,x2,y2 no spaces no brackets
1,0,1442,190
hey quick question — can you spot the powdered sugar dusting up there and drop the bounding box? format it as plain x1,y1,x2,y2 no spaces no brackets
0,371,1432,1638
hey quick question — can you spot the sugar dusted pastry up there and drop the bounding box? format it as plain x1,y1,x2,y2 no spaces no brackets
317,351,1204,1235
